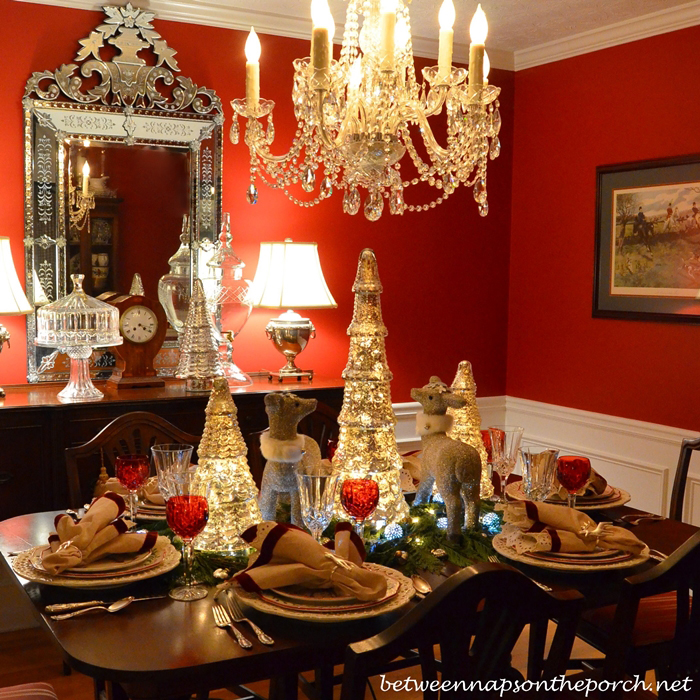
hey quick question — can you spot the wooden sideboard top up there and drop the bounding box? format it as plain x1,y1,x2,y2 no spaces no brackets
0,377,344,410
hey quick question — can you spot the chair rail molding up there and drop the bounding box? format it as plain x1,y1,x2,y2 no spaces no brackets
393,395,699,524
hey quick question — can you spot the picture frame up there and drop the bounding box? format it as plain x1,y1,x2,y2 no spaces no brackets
593,154,700,323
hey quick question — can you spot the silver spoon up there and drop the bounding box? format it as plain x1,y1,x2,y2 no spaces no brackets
411,575,432,598
50,596,136,620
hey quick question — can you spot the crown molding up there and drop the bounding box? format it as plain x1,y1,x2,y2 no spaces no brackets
515,0,700,70
15,0,699,73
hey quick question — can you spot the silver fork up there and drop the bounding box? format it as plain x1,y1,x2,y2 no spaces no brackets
226,592,274,646
488,554,552,592
212,603,252,649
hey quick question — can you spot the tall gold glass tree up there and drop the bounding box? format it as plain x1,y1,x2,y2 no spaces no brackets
194,377,262,552
332,249,408,524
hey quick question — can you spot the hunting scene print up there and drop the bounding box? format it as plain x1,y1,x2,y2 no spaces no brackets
612,181,700,297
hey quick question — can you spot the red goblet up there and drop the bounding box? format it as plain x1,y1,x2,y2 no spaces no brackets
115,454,150,522
164,471,210,602
556,456,592,510
340,475,380,539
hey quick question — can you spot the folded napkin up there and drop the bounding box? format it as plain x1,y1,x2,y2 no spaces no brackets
552,468,608,500
96,476,128,497
232,521,387,602
41,493,158,575
502,500,646,556
142,477,165,506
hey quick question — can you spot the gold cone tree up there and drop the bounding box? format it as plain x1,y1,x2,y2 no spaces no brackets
332,249,408,524
447,361,494,499
194,377,262,553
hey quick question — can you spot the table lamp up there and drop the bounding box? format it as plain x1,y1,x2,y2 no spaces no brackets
249,239,336,381
0,237,33,397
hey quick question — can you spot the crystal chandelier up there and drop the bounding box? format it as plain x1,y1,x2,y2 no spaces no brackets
231,0,501,221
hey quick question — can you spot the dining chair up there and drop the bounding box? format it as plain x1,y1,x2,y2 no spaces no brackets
0,683,58,700
669,436,700,522
573,530,700,697
339,562,584,700
244,401,339,487
65,411,201,508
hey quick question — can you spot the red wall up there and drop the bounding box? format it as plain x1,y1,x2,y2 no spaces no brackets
508,25,700,430
0,1,513,402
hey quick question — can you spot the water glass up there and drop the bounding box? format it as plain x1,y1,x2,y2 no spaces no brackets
163,470,210,602
152,444,194,500
489,426,524,502
520,446,559,501
296,473,338,542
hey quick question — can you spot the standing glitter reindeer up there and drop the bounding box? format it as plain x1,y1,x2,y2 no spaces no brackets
411,377,481,539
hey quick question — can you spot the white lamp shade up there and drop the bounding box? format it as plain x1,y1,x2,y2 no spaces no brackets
250,240,337,309
0,238,32,315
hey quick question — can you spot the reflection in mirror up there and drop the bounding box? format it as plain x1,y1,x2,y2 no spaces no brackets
23,3,223,382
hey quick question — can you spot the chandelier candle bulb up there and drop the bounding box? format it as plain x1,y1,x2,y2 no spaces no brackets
81,161,90,196
379,0,397,71
311,0,334,83
437,0,455,81
245,27,261,111
468,4,488,95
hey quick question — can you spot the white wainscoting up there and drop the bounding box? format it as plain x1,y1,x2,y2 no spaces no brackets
393,395,700,525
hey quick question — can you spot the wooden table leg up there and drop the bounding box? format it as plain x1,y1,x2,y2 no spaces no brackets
269,674,298,700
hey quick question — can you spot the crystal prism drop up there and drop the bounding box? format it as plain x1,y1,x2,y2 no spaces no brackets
490,137,501,160
320,177,333,198
473,178,486,204
491,108,502,135
443,173,456,195
389,188,404,215
343,187,361,215
266,116,275,143
302,167,316,193
229,118,239,145
246,183,258,205
479,201,489,217
364,190,384,222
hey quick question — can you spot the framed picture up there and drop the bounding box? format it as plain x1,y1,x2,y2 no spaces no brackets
593,154,700,323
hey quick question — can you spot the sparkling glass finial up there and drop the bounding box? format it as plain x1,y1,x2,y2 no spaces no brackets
364,190,384,222
343,187,361,215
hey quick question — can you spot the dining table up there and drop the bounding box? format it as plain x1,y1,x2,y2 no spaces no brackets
1,502,697,700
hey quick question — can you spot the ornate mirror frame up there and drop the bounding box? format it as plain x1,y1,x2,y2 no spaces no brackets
23,3,223,382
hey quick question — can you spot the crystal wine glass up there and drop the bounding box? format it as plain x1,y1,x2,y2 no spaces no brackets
296,473,338,542
115,454,150,521
556,456,592,510
340,473,380,539
520,446,560,501
488,426,524,502
151,444,194,501
163,471,211,602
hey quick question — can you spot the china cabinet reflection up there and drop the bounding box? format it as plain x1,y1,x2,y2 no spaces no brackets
68,196,121,296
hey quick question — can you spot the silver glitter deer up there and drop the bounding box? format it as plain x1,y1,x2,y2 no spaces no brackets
411,377,481,539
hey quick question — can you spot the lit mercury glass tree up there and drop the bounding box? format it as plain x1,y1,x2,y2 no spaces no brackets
194,377,262,553
332,249,408,524
447,360,493,500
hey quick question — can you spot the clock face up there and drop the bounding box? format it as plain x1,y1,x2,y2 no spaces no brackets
120,305,159,344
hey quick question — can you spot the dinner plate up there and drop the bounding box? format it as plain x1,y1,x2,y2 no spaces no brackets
12,536,180,588
29,547,152,574
270,585,357,606
30,548,166,579
235,563,414,623
493,533,649,572
525,550,634,566
505,481,631,511
263,578,400,613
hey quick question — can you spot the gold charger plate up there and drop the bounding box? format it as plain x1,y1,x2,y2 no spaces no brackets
12,536,180,588
493,533,649,572
235,563,414,623
505,481,631,511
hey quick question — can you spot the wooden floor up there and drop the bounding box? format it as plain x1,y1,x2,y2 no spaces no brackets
0,624,611,700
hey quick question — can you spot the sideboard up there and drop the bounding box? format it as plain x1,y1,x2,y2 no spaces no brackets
0,377,344,519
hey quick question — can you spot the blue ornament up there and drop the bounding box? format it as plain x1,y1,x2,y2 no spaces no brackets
480,511,501,535
383,523,403,540
437,517,448,530
432,492,445,504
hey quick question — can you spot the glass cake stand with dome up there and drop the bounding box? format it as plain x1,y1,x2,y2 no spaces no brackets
35,274,122,402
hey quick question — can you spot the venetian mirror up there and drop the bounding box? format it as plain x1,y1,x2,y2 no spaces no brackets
23,3,223,382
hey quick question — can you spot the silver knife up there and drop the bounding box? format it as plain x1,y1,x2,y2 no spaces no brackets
45,595,166,613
